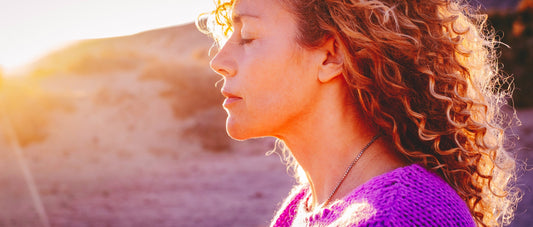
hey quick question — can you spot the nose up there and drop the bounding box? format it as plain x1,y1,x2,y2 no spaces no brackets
209,45,236,78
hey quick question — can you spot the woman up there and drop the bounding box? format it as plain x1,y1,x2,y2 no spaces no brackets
197,0,519,226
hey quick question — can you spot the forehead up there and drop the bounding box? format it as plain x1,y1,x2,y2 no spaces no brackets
229,0,300,45
232,0,287,22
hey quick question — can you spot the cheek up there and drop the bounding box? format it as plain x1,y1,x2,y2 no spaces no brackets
225,43,317,139
245,66,314,131
245,47,308,104
225,69,296,139
245,60,298,109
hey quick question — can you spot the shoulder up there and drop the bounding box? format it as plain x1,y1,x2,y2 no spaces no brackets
338,164,476,226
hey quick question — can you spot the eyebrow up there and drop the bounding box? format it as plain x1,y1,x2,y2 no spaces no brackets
232,13,260,24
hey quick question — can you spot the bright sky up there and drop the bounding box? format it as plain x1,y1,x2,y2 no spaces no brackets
0,0,214,75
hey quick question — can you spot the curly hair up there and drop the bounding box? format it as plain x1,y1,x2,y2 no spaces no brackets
197,0,521,226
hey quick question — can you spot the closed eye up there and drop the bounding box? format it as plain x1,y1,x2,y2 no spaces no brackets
239,38,254,45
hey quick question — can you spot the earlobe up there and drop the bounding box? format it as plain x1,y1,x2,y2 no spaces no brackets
318,38,344,83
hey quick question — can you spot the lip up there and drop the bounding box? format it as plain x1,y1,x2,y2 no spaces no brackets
221,89,242,107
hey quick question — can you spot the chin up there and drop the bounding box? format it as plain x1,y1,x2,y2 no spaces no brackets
225,117,258,141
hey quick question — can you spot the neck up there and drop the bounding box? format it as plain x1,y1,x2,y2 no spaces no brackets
276,83,405,210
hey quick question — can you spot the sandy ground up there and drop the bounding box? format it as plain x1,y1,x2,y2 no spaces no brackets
0,136,295,227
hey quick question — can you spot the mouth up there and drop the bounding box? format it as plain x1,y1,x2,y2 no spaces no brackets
221,89,242,107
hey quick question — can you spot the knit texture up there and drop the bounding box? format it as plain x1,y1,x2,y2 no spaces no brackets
271,164,476,227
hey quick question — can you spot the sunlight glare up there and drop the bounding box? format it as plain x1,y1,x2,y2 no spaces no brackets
0,0,214,76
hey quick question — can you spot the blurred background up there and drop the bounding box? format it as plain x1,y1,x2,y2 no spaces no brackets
0,0,531,226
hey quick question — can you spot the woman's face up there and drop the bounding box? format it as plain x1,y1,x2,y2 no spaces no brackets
210,0,323,140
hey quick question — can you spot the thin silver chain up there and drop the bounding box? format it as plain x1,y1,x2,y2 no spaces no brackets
306,133,381,211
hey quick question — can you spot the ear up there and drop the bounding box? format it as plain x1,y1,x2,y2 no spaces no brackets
317,37,344,83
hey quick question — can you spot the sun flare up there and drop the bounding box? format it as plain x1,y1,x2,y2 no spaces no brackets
0,0,214,76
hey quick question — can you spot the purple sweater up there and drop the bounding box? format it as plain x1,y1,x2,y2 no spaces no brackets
271,164,475,226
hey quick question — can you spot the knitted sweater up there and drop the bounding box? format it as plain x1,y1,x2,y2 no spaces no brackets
271,164,476,226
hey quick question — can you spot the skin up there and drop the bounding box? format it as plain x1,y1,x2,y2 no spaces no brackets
210,0,407,211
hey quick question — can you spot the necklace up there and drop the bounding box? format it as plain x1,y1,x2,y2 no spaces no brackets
305,133,381,211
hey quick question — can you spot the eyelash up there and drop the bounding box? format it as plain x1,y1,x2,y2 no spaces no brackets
239,38,254,45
